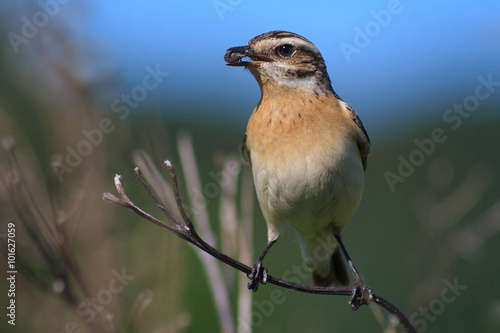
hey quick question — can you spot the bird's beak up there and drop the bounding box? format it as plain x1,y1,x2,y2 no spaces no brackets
224,46,272,66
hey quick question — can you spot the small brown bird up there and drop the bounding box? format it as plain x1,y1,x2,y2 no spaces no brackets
225,31,372,307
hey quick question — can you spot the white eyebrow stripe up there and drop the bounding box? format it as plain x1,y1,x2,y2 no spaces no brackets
275,38,317,51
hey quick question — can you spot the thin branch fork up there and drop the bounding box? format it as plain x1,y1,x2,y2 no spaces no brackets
103,161,417,333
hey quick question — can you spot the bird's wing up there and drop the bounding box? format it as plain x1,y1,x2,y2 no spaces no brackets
242,133,251,165
345,104,371,171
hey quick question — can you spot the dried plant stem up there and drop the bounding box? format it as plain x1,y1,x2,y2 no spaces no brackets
237,168,254,333
103,162,417,333
176,134,235,333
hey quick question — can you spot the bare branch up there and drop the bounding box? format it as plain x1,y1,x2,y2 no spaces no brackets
104,162,417,333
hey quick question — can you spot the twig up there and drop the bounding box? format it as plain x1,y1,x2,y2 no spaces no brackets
103,161,417,333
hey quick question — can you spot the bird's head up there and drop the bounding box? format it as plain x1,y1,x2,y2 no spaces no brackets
225,31,334,95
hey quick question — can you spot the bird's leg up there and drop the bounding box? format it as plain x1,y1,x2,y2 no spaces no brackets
335,234,373,310
247,239,277,292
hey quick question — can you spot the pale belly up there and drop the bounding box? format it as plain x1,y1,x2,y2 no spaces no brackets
252,139,364,239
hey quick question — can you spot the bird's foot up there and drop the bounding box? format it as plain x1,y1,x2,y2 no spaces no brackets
349,277,373,311
247,260,268,292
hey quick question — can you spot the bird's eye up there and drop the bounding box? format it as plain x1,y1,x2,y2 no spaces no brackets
278,44,295,58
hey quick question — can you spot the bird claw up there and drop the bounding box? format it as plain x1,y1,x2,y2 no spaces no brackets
349,278,373,311
247,261,268,292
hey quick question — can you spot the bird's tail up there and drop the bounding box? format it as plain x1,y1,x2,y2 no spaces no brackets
299,233,349,287
312,248,349,286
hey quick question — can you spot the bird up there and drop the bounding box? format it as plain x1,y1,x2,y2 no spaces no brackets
224,31,372,308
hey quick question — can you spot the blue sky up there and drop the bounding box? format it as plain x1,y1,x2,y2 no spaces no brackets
4,0,500,133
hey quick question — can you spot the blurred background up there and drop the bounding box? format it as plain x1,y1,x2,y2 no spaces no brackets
0,0,499,332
